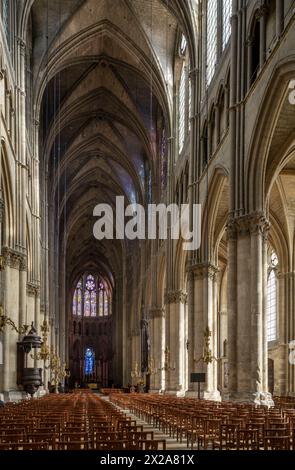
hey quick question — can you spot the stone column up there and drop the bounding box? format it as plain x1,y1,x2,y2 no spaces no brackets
279,271,295,396
208,120,212,157
2,263,10,393
149,307,165,392
258,7,267,70
224,85,229,130
185,270,196,395
276,0,284,38
2,249,22,393
274,272,287,395
214,104,220,148
164,290,187,395
246,38,253,90
226,213,273,405
191,263,221,401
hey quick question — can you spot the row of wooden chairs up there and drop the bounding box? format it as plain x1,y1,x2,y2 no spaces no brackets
0,391,166,450
111,393,295,450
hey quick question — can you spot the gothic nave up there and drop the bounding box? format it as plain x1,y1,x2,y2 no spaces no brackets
1,0,295,455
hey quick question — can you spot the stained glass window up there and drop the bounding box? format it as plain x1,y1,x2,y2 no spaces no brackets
179,64,186,153
72,275,111,318
180,34,187,56
91,291,97,317
222,0,232,50
84,290,90,317
2,0,10,49
267,252,278,342
99,286,104,317
72,290,77,316
86,274,95,291
77,287,82,316
104,294,109,316
160,128,167,190
207,0,217,85
84,348,94,376
73,278,82,316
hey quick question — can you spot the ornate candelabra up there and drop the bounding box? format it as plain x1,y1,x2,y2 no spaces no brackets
160,347,176,372
147,357,158,376
48,352,70,392
130,361,141,383
194,327,220,365
0,304,29,335
31,320,52,363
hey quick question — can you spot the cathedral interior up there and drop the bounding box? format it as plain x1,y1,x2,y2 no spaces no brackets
1,0,295,453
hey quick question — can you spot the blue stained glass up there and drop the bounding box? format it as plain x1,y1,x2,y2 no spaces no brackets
84,348,94,375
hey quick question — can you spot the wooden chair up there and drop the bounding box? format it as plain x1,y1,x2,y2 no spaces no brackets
237,429,259,450
213,424,239,450
56,440,90,450
95,440,129,450
264,436,290,450
138,440,166,450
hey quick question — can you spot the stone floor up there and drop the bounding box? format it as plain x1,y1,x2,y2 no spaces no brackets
121,408,189,450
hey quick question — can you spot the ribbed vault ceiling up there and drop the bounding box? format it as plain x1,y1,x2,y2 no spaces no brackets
30,0,184,287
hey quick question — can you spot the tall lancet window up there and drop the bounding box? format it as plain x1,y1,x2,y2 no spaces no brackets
84,348,94,376
2,0,10,49
72,279,82,316
178,63,186,153
178,34,190,155
267,251,278,342
206,0,217,85
222,0,232,50
85,275,96,317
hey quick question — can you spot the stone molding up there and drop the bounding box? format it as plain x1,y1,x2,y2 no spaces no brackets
2,247,27,271
149,307,165,319
255,5,268,21
164,290,187,305
188,261,219,280
226,212,270,241
277,271,295,279
27,282,40,298
131,327,140,337
0,198,4,222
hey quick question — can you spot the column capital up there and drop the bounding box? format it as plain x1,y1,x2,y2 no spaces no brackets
246,36,254,47
226,212,270,240
1,247,27,271
164,289,187,305
27,282,40,298
277,271,295,279
188,261,219,280
255,4,268,20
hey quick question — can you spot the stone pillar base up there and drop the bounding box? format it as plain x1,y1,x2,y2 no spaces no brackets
229,391,274,407
3,391,28,402
185,390,221,401
203,390,221,402
148,389,161,395
163,389,186,396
